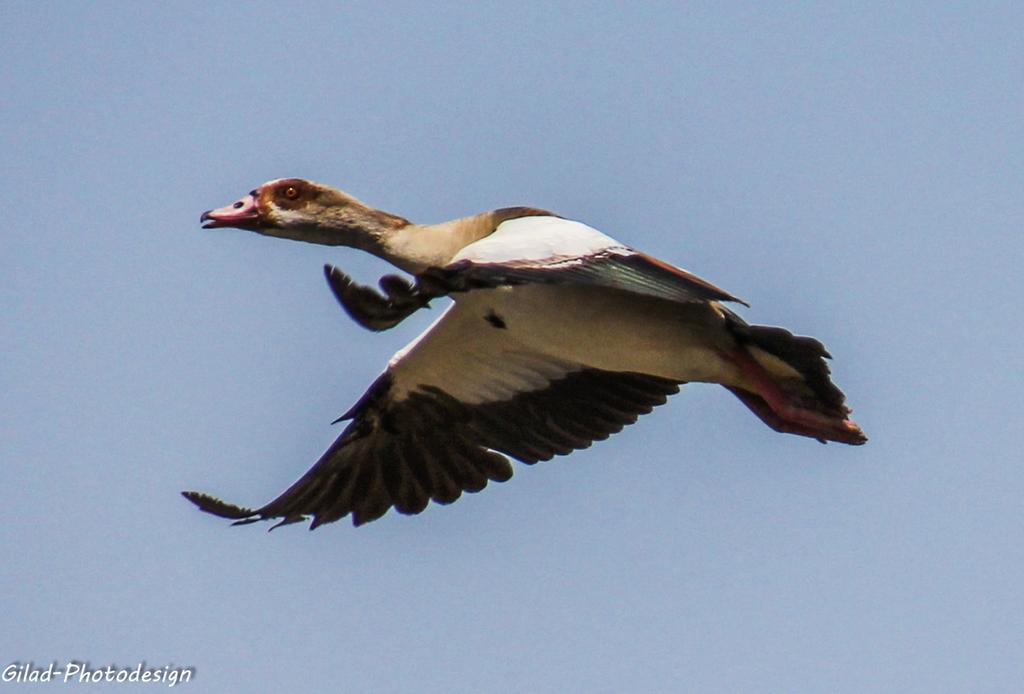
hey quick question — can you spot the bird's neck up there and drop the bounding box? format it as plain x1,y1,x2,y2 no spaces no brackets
277,203,560,274
269,203,411,258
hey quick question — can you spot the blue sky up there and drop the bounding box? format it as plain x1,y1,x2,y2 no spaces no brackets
3,2,1022,692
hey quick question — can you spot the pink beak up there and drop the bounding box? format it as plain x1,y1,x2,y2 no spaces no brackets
200,191,262,229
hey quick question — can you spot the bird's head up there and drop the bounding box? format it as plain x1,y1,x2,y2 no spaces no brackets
201,178,408,249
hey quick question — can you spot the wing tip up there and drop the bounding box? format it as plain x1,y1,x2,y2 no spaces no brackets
183,490,323,530
181,490,258,521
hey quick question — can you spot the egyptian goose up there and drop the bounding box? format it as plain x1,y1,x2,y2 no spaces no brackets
185,178,866,529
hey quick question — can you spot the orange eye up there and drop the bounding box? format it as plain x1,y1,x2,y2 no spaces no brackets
283,186,300,200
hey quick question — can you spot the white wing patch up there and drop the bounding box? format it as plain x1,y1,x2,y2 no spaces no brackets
452,216,627,266
387,298,581,405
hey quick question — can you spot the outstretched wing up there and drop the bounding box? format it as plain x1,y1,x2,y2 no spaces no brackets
423,216,747,306
184,301,681,528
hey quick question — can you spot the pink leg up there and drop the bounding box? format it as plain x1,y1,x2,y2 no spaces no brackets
721,347,867,445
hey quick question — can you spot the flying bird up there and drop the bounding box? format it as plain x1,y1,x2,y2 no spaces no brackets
184,178,865,529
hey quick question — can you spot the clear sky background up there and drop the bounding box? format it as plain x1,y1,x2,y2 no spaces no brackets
3,2,1022,692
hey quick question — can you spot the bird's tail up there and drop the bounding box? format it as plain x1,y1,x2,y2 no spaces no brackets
720,312,867,445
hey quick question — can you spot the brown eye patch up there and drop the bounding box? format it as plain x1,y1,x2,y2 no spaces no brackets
273,180,310,208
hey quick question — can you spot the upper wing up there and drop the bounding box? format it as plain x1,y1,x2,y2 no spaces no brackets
183,301,680,528
430,216,747,306
323,265,428,332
